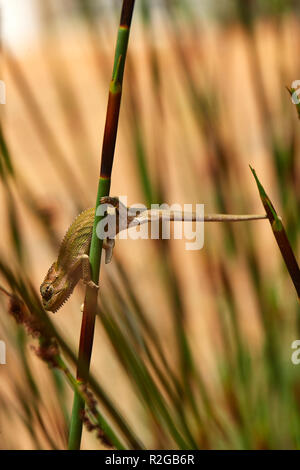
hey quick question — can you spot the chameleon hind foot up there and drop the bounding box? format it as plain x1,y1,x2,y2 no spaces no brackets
79,254,99,289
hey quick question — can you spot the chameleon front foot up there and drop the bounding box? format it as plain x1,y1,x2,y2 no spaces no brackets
99,196,120,208
99,196,128,216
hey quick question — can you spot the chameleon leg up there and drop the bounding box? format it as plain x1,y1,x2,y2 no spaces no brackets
103,238,115,264
78,254,99,289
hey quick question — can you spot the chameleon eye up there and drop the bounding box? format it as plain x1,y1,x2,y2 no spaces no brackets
41,284,54,301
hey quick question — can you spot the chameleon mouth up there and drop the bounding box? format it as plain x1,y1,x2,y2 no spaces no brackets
44,287,75,313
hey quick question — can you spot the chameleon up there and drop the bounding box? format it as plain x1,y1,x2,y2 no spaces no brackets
40,196,266,313
40,196,136,313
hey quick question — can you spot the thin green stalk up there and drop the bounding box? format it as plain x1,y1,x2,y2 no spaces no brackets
68,0,136,450
100,309,193,449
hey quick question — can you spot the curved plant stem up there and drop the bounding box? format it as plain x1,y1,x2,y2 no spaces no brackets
68,0,136,450
250,166,300,298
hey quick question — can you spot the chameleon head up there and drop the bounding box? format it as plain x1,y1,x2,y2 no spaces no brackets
40,262,73,313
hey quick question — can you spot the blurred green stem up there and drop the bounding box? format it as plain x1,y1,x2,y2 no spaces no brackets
56,355,125,449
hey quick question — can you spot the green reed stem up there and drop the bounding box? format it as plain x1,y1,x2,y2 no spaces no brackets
68,0,136,450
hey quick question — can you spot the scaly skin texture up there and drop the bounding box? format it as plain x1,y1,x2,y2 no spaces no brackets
40,205,115,313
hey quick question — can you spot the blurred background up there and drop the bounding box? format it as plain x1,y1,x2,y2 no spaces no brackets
0,0,300,449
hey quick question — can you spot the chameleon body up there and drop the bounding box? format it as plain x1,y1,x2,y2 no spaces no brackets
40,206,115,313
40,197,266,313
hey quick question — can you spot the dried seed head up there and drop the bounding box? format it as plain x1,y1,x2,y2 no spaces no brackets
9,295,43,338
80,409,113,448
31,340,59,368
